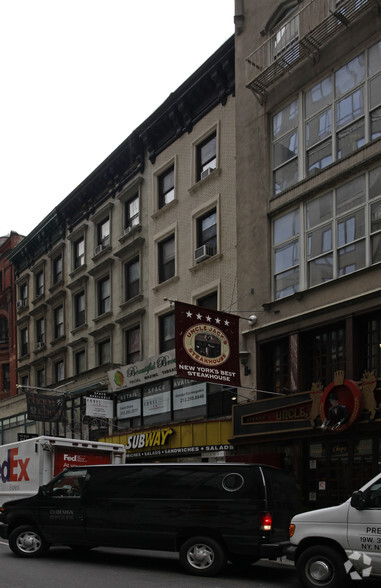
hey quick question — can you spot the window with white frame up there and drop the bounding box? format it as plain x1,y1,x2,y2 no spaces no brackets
97,217,110,248
158,234,175,283
158,165,175,209
54,305,64,339
74,236,85,269
272,41,381,195
125,193,140,232
98,275,111,315
125,325,140,364
273,165,381,299
125,257,140,300
196,131,217,181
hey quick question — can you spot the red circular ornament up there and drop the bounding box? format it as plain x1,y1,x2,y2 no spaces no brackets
319,379,362,432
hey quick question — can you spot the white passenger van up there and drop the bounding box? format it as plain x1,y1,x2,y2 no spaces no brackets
286,473,381,587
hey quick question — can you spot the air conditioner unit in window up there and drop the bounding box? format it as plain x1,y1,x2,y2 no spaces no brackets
200,167,213,181
16,300,24,309
36,341,44,351
194,245,215,263
94,244,104,256
123,226,132,236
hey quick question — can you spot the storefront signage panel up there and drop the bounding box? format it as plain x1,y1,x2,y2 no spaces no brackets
175,301,241,387
86,393,113,419
108,349,177,392
173,381,206,411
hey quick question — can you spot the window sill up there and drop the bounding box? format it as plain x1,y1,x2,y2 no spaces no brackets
188,167,221,195
152,275,180,292
151,198,178,219
189,253,222,272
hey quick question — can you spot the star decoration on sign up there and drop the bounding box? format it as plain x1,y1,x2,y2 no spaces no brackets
184,308,230,327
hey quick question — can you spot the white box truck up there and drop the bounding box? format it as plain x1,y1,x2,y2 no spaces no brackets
286,472,381,588
0,436,125,506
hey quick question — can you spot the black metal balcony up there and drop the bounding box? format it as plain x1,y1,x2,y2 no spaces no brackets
246,0,379,103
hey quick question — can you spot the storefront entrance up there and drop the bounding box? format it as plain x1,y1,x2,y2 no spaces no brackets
307,436,377,509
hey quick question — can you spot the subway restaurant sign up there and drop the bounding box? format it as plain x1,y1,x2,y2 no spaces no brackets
108,349,177,391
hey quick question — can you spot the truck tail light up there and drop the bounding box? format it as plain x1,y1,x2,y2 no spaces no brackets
260,511,272,531
289,523,295,538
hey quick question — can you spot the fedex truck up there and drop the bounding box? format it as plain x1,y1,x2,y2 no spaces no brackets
0,436,125,506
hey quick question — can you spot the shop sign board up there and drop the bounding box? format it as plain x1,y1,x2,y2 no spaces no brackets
175,301,241,387
108,349,177,392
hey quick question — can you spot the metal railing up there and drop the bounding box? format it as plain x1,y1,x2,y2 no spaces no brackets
245,0,377,102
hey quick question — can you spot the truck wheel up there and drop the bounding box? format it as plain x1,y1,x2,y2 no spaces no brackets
297,545,347,588
9,525,49,558
179,536,227,576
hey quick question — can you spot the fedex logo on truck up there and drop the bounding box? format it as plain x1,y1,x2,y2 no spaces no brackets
0,448,30,483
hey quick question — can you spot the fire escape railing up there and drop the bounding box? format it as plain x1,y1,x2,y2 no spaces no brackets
246,0,380,104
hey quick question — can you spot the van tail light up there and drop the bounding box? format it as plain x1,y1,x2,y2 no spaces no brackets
289,523,295,538
260,511,272,531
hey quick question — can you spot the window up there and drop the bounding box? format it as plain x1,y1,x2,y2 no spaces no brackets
207,384,235,418
125,193,139,232
125,257,140,300
158,166,175,208
159,312,175,352
54,305,64,339
197,132,217,181
74,291,86,328
35,270,44,298
273,209,300,299
125,326,140,364
3,364,10,392
197,208,217,252
36,317,45,347
158,234,175,283
97,217,110,248
259,338,290,395
98,339,111,365
98,276,111,315
0,317,8,344
273,165,381,299
52,255,63,284
55,360,64,383
197,292,218,310
303,324,346,388
272,41,381,194
271,3,299,62
36,368,45,389
74,237,85,269
75,349,86,375
20,327,28,356
19,283,28,305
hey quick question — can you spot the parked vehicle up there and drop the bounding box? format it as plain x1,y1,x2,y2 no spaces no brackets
286,473,381,588
0,436,125,506
0,462,300,576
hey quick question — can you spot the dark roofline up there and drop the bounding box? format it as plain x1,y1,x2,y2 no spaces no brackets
9,35,235,273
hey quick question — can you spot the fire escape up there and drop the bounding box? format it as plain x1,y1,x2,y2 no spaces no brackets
246,0,381,104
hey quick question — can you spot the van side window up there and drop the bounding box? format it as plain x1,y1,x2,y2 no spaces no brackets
50,470,87,497
366,481,381,508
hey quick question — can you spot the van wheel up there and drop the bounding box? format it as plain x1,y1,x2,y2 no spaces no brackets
179,536,227,576
297,545,347,588
9,525,49,558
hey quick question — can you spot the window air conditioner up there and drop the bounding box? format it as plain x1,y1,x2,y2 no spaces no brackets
194,245,215,263
36,341,44,351
123,226,132,236
16,300,24,309
200,167,213,181
94,244,104,256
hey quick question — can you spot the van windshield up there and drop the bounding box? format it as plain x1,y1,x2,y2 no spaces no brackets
49,470,87,497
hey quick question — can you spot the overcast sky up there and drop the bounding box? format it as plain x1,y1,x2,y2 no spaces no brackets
0,0,234,237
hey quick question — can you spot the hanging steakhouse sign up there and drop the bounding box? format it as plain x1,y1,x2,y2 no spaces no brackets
175,301,241,387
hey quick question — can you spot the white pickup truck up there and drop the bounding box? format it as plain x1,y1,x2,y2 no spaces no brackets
286,473,381,588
